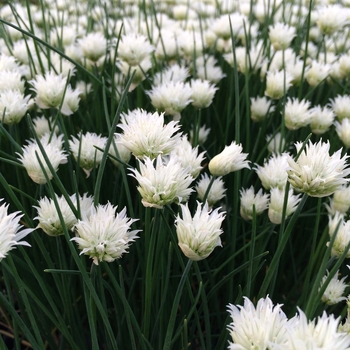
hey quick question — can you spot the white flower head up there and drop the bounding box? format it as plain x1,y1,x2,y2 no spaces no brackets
29,72,70,112
61,86,80,116
284,97,312,130
255,153,290,190
327,213,350,259
250,96,275,123
326,185,350,215
190,79,217,109
78,32,108,62
339,54,350,79
266,132,286,154
265,70,293,100
289,309,350,349
153,64,189,87
287,140,350,197
17,137,67,184
189,124,211,146
305,60,330,87
335,119,350,149
147,81,193,119
310,105,335,135
175,201,225,261
71,203,140,265
116,58,152,91
171,136,205,179
0,54,20,72
211,13,247,40
320,270,348,305
209,141,250,177
269,22,296,51
0,200,33,261
268,187,301,225
317,4,349,35
117,33,154,66
0,90,32,125
195,173,226,207
0,70,25,93
227,296,290,350
331,95,350,121
195,56,226,84
69,132,107,177
32,116,60,138
34,193,93,237
224,44,264,74
240,186,270,220
129,155,194,209
117,108,181,159
108,134,131,167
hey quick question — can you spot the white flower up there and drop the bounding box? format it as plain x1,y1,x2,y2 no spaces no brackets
189,124,211,146
129,155,194,209
0,200,33,261
153,64,189,87
175,201,225,261
171,136,205,179
255,153,290,190
265,70,293,100
61,86,80,116
147,81,193,119
268,187,301,225
211,13,247,39
266,132,286,154
34,193,93,237
309,105,335,135
108,134,131,167
190,79,217,109
196,56,226,84
17,137,67,184
327,213,350,259
227,296,290,350
32,116,59,138
224,45,264,74
117,33,154,66
116,58,152,91
339,54,350,79
250,96,275,123
289,309,350,349
78,32,107,62
286,57,308,86
71,203,140,265
209,141,250,177
287,140,350,197
240,186,269,220
195,173,226,207
29,72,70,112
0,90,32,125
69,132,107,177
284,97,312,131
117,109,181,159
317,4,349,35
0,54,20,72
335,119,350,149
0,70,25,93
269,22,296,51
325,185,350,215
305,61,330,87
320,270,348,305
331,95,350,121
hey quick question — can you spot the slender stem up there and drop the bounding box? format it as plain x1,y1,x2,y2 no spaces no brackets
163,259,193,350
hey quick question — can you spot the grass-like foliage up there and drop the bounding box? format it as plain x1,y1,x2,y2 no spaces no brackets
2,0,350,349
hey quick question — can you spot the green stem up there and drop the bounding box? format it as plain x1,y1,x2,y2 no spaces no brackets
163,259,193,350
